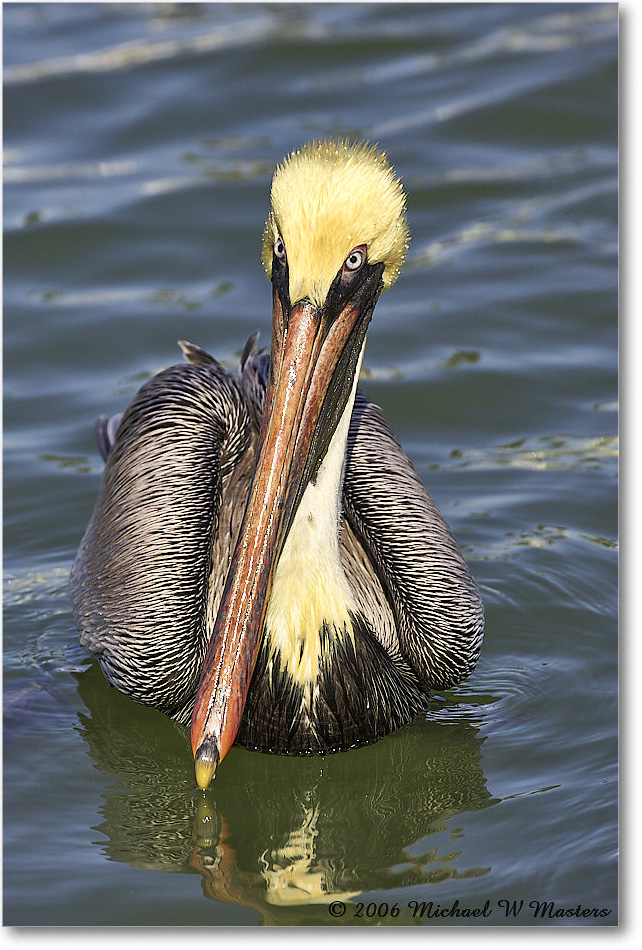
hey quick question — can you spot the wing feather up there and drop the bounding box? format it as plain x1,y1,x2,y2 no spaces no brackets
342,389,484,690
71,348,254,718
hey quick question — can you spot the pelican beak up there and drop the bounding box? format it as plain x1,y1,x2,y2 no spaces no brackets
190,261,385,788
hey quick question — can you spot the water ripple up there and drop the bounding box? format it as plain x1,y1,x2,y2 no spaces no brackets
3,15,279,85
372,5,616,137
409,176,617,270
448,433,618,473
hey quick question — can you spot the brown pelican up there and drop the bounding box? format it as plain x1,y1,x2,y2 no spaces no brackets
71,139,484,789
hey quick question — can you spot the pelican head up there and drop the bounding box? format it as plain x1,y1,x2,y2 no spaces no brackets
191,140,410,787
262,139,409,306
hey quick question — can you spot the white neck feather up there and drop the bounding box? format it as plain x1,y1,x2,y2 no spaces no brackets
264,339,366,692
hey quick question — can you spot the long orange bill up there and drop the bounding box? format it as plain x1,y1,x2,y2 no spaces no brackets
190,285,375,789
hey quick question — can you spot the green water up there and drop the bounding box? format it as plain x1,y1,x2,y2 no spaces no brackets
3,2,617,927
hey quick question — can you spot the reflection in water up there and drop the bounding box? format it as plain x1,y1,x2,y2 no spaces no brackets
74,662,495,923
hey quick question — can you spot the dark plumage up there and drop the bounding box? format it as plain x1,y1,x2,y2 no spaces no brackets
71,338,484,751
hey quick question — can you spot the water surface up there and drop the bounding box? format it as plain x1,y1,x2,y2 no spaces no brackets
3,2,617,927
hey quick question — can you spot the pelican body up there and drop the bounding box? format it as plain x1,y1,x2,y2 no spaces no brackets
71,140,484,788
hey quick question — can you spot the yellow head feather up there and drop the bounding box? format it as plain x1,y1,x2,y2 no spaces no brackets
262,139,410,308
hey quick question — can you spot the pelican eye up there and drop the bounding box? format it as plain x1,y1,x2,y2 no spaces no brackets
344,246,366,272
274,235,286,262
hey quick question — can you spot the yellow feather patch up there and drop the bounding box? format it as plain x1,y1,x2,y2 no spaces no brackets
263,413,357,693
263,339,366,695
263,541,355,693
262,139,410,308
